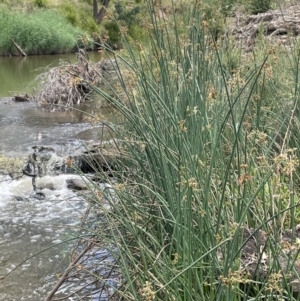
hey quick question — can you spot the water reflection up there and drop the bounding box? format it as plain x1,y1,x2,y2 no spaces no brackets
0,52,105,97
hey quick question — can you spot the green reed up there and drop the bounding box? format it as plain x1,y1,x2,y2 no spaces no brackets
90,1,300,300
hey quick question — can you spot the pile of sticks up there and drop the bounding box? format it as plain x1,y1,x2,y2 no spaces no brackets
33,50,103,111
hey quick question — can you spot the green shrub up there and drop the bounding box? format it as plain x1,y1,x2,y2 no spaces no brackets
247,0,272,14
102,1,147,47
0,8,85,55
59,2,80,25
59,2,99,37
128,23,147,42
104,21,122,47
33,0,48,8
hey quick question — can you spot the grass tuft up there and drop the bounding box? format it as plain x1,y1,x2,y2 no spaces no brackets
0,7,86,55
87,0,300,300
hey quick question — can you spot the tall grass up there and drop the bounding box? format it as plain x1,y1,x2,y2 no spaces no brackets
0,7,86,55
90,1,300,300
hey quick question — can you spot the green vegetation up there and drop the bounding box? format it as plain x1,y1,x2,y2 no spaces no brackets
2,0,300,299
102,1,147,48
33,0,48,8
0,0,147,54
85,0,300,300
247,0,272,14
58,1,99,36
0,0,285,56
0,7,86,55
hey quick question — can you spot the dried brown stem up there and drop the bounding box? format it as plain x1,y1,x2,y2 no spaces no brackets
33,51,120,111
51,279,99,301
228,4,300,52
44,241,93,301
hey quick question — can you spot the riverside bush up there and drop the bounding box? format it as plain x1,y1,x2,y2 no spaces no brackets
247,0,272,14
0,8,85,55
58,2,98,34
102,1,146,48
33,0,48,8
89,0,300,300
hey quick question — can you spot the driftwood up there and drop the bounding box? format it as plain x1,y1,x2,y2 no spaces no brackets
32,50,121,111
11,39,26,56
44,241,93,301
228,4,300,51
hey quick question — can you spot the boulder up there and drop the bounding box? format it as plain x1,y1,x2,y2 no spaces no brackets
77,139,123,173
0,155,26,179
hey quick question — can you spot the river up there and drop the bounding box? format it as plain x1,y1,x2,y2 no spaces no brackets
0,53,115,301
0,52,106,98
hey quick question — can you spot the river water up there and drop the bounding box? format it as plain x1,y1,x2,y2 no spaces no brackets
0,52,105,97
0,174,89,301
0,53,116,300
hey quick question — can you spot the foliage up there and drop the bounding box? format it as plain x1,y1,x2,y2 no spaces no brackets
103,1,145,48
104,21,122,47
0,7,85,55
33,0,48,8
128,23,147,42
89,0,300,300
246,0,272,14
115,1,141,26
58,2,98,35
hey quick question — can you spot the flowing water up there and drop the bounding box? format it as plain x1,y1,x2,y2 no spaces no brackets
0,53,116,300
0,98,114,155
0,174,89,301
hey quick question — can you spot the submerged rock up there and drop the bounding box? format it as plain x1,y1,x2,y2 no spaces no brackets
33,191,45,200
14,93,30,102
78,139,123,173
66,178,87,191
31,146,66,176
2,139,122,190
12,195,25,202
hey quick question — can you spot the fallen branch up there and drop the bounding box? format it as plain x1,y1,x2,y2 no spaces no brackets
44,241,93,301
51,280,99,301
11,39,26,56
228,4,300,52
